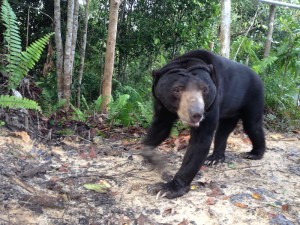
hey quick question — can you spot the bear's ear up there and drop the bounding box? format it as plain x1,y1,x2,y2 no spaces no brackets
207,64,218,87
152,69,161,86
207,64,213,73
152,70,158,77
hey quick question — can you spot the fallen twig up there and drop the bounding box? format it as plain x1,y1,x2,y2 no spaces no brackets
10,175,36,193
19,194,65,209
222,164,264,172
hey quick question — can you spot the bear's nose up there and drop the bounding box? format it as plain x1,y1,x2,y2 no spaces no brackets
190,112,202,123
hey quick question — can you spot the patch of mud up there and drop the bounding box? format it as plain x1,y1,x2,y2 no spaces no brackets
0,127,299,225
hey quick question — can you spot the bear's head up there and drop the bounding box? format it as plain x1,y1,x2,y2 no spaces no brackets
153,64,217,127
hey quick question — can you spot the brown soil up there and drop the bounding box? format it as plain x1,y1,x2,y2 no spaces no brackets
0,127,299,225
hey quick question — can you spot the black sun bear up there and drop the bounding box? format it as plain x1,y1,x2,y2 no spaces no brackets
142,50,266,199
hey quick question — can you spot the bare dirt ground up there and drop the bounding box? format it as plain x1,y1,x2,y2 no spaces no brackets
0,126,299,225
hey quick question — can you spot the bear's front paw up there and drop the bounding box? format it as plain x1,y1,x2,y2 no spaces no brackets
141,146,166,171
205,153,225,166
147,180,190,199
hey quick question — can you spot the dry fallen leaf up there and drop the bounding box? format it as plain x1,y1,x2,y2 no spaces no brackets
207,187,224,197
222,196,230,200
13,131,31,143
242,137,251,144
162,208,173,217
190,185,198,190
173,135,190,151
177,219,189,225
121,139,130,145
89,146,97,158
281,204,289,211
206,197,217,205
234,202,248,208
252,193,262,200
269,134,284,140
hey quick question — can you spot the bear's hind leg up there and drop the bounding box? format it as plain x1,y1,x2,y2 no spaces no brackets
205,117,239,166
241,116,266,160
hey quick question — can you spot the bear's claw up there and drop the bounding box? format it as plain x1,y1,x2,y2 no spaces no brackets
205,154,225,166
147,182,190,199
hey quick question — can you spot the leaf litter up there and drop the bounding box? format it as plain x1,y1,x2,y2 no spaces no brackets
0,126,299,225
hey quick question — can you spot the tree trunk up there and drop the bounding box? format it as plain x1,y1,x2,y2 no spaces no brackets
220,0,231,58
54,0,64,100
63,0,75,110
70,0,79,80
76,0,90,108
101,0,121,113
26,7,30,48
263,4,276,58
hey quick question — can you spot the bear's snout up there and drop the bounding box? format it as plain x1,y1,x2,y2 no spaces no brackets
177,90,205,127
189,108,204,124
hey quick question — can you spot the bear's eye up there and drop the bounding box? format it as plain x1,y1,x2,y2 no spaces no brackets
173,86,183,97
202,86,209,95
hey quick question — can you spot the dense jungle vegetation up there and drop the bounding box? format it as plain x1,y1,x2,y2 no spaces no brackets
1,0,299,131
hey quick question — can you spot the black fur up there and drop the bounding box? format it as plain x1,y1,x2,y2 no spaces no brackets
142,50,266,198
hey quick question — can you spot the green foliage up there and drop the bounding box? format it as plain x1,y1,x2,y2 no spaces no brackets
2,0,298,131
1,0,53,89
93,96,103,113
70,104,87,122
107,92,153,127
230,2,300,130
136,101,153,127
108,94,131,126
38,87,66,116
0,95,41,110
252,56,278,74
56,128,75,136
81,95,90,111
0,120,5,126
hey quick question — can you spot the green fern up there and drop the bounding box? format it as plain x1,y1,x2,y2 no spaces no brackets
0,95,41,110
1,0,22,82
108,94,132,126
1,0,54,89
70,104,87,122
93,96,103,112
81,95,90,111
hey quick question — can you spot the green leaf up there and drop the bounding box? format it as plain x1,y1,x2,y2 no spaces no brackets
0,95,41,111
227,163,236,169
1,0,53,89
83,183,110,193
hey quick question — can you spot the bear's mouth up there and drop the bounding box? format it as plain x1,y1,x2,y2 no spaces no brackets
181,119,201,127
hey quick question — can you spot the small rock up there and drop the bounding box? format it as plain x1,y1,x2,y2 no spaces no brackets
269,214,294,225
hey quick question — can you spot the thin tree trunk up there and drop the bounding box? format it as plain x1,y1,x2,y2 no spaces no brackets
263,4,276,58
77,0,90,108
26,7,30,47
101,0,121,113
220,0,231,58
70,0,79,80
54,0,64,100
233,7,259,61
63,0,75,110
